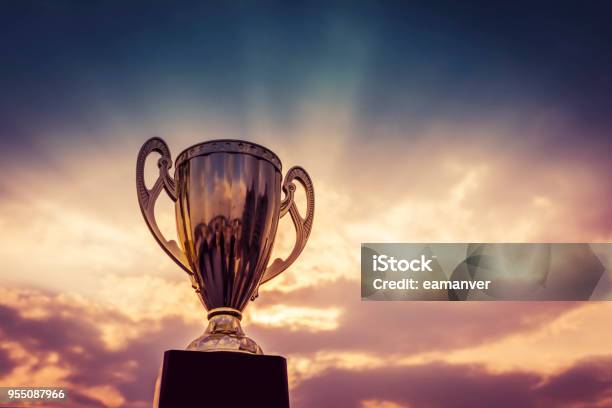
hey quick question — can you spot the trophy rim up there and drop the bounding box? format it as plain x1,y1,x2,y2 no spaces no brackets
174,139,282,172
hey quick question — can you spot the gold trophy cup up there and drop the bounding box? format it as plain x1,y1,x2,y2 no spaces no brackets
137,138,314,354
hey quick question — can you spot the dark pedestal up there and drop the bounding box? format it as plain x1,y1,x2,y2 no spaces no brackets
155,350,290,408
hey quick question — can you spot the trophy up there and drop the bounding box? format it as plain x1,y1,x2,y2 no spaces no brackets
136,138,314,355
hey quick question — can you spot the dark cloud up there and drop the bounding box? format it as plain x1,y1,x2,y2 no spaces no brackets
293,357,612,408
0,285,607,408
250,279,580,355
352,2,612,133
1,1,611,151
0,344,15,377
0,293,200,408
537,358,612,405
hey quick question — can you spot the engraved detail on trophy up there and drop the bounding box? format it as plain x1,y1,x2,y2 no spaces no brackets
136,137,315,354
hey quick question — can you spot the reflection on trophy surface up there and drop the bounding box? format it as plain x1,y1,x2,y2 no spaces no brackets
137,138,314,354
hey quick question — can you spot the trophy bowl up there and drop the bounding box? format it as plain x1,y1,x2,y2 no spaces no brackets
136,138,314,354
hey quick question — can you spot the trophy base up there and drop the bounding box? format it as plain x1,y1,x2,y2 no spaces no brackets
186,310,263,354
154,350,290,408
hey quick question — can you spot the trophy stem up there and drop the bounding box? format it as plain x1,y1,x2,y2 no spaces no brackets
186,308,263,354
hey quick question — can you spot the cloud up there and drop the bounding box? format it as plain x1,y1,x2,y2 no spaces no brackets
250,278,580,356
250,304,342,332
0,279,608,408
441,302,612,374
293,357,612,408
0,345,14,377
0,287,201,408
537,357,612,405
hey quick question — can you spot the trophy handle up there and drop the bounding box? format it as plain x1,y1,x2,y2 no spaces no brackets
258,166,315,290
136,137,193,275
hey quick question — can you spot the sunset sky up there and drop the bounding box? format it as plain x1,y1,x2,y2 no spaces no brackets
1,1,612,407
